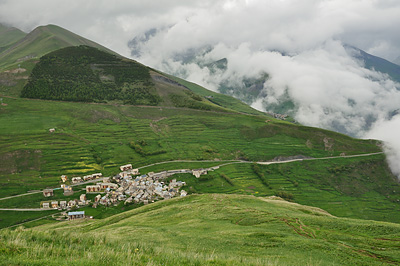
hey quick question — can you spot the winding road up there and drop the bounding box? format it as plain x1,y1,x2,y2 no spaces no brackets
0,151,384,207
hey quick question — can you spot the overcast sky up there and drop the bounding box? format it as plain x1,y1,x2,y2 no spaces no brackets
1,0,400,61
2,0,400,177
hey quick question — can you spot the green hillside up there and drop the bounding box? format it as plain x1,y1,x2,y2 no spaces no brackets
164,72,267,116
21,45,161,105
0,24,26,52
21,45,264,112
1,95,399,227
0,24,118,97
0,24,266,115
1,194,400,265
0,24,114,70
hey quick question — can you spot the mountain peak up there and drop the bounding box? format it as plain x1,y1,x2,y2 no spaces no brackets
0,24,115,69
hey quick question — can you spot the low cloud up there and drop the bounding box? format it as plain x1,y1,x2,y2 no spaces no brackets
366,115,400,178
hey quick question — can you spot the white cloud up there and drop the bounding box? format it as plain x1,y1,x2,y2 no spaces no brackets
366,115,400,178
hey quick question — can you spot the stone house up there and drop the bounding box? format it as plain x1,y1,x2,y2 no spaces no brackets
72,177,83,183
86,185,101,193
192,169,207,178
68,211,85,220
67,200,77,208
43,189,54,197
100,196,110,206
94,194,101,202
80,194,87,202
41,201,50,209
60,201,67,209
83,175,93,181
61,175,68,182
120,164,132,172
51,201,59,209
92,173,103,179
99,183,118,190
63,185,73,196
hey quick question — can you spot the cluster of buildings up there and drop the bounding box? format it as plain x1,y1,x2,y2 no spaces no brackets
68,173,103,184
266,112,288,120
89,166,188,207
40,163,218,214
41,194,91,210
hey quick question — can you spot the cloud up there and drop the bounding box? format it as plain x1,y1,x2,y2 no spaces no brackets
2,0,400,60
366,115,400,178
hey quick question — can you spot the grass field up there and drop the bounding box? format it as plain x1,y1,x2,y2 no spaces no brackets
1,96,399,227
0,96,381,196
1,194,400,265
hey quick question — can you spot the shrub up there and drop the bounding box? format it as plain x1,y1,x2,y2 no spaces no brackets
275,191,294,201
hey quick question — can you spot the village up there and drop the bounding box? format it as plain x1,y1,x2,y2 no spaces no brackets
40,163,216,220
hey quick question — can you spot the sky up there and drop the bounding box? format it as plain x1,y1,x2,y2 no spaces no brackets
1,0,400,176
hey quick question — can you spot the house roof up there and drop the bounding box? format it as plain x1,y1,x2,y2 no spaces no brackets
68,211,85,216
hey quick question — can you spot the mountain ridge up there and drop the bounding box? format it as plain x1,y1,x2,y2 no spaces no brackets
0,24,115,70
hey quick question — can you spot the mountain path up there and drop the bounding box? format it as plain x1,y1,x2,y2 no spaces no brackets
0,151,384,205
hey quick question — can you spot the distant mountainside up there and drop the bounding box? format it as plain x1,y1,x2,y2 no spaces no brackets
394,55,400,66
0,23,26,52
0,24,114,70
0,24,264,115
345,45,400,84
21,45,263,113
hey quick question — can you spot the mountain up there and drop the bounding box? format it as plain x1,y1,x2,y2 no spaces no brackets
345,45,400,84
0,23,26,52
19,45,266,115
0,24,114,70
0,24,120,97
394,55,400,66
1,194,400,265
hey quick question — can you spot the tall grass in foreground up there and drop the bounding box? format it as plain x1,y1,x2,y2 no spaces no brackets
0,228,277,266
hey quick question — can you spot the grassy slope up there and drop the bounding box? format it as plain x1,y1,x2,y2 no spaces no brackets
19,45,230,112
0,24,115,70
165,72,267,116
1,194,400,265
0,23,267,117
0,24,118,97
0,24,26,50
1,97,399,226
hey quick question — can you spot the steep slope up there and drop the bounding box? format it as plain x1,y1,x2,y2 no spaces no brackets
394,55,400,66
0,24,264,115
21,45,232,111
1,194,400,265
0,24,115,70
346,45,400,84
0,23,26,52
2,95,400,226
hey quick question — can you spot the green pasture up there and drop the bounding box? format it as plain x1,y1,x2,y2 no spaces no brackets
1,194,399,265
